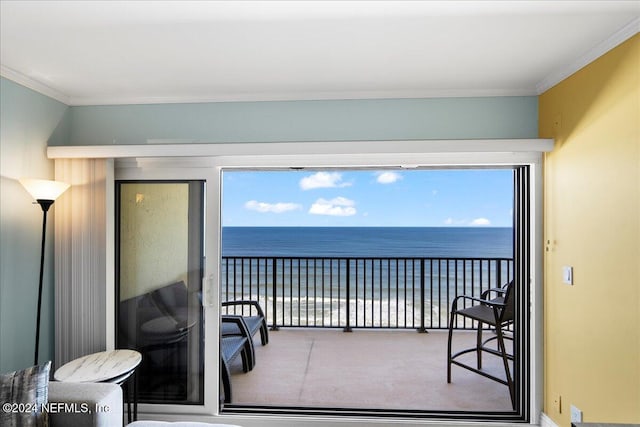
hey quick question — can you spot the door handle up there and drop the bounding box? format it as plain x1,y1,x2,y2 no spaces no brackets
202,274,214,307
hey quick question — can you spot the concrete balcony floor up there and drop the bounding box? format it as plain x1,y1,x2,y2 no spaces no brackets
227,328,513,412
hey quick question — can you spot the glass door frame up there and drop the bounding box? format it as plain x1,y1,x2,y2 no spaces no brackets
115,159,221,416
211,153,541,422
95,137,548,424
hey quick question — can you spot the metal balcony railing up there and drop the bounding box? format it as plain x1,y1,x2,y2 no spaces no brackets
221,256,513,331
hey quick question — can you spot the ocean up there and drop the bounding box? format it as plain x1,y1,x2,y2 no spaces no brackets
222,226,513,259
221,227,514,328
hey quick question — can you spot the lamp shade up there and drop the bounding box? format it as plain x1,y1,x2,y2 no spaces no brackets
19,178,70,201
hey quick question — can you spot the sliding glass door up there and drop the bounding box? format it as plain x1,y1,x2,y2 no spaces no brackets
218,167,531,419
116,180,205,404
109,146,542,422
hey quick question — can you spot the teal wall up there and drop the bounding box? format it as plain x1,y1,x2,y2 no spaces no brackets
0,77,69,372
64,96,538,145
1,75,538,374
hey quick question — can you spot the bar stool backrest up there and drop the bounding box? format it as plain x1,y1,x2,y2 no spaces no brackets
500,280,515,323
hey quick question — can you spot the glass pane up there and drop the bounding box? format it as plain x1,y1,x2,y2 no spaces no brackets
117,181,204,404
220,168,522,416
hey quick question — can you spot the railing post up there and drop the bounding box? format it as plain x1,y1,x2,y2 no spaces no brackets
418,258,427,333
344,259,352,332
270,257,279,331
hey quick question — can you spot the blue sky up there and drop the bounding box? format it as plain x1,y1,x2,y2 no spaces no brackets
222,169,513,227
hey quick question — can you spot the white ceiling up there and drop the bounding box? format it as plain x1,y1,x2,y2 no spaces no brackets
1,1,638,106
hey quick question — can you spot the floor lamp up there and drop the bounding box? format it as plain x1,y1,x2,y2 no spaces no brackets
20,178,70,366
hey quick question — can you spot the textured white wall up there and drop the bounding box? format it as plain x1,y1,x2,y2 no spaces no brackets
119,182,189,301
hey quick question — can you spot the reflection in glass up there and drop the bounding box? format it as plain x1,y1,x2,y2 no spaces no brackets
117,181,204,404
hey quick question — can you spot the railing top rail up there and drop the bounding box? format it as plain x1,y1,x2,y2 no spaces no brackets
222,255,514,261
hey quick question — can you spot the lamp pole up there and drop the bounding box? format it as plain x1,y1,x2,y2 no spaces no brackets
20,178,70,367
34,199,54,366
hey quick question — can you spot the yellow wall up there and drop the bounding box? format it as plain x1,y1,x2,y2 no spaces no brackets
540,35,639,425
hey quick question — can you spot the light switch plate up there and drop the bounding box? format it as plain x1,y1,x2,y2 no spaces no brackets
562,266,573,285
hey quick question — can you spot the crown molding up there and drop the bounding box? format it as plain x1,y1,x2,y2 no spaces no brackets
536,17,640,94
0,65,71,105
0,62,535,106
66,88,536,106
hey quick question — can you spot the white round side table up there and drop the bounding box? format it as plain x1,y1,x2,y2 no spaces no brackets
54,349,142,422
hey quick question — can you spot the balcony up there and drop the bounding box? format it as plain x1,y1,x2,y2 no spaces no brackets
227,329,513,412
221,256,516,414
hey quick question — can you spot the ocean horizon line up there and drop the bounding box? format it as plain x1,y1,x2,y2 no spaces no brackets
222,225,512,229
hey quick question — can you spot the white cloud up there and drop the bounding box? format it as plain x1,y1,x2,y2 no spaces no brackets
444,217,492,226
309,197,357,216
471,217,491,226
245,200,302,213
376,171,402,184
299,172,351,190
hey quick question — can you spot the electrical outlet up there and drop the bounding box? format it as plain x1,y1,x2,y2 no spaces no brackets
570,404,583,423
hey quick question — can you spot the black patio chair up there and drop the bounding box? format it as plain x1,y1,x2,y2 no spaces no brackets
220,316,253,404
221,300,269,346
447,280,515,408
